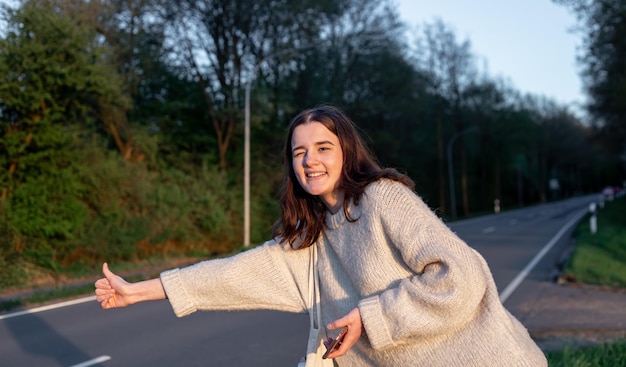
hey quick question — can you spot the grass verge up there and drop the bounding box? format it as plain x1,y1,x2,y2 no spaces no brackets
0,256,207,313
545,340,626,367
0,245,255,313
566,196,626,287
547,195,626,366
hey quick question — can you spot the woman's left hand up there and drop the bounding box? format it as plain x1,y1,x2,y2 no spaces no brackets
324,307,363,359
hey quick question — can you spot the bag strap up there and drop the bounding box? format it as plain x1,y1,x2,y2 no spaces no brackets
302,242,335,367
308,243,321,330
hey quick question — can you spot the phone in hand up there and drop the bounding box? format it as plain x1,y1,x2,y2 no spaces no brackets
322,326,348,359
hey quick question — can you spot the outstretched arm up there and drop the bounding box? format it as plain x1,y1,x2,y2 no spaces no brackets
94,263,166,309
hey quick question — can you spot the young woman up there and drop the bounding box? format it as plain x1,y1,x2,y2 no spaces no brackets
95,105,547,366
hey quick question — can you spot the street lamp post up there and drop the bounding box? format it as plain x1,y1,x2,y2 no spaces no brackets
243,46,313,247
244,80,251,247
446,126,478,220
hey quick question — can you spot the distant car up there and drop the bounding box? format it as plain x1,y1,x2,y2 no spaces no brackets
602,186,615,200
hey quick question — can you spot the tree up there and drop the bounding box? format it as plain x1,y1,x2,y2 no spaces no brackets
554,0,626,160
0,1,127,274
17,0,149,160
412,19,478,216
462,78,508,209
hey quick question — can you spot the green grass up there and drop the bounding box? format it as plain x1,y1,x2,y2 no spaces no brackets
565,196,626,287
547,195,626,366
545,341,626,366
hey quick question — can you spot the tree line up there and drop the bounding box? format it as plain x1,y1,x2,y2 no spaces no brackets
0,0,623,288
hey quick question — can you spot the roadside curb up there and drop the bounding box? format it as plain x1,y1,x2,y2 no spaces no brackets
533,329,626,352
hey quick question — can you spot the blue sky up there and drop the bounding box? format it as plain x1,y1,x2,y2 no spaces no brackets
396,0,584,110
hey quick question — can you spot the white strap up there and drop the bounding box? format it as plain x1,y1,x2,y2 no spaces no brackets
308,243,322,330
308,244,316,329
301,242,335,367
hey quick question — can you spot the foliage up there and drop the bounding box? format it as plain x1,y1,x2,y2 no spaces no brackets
0,2,243,283
545,340,626,367
553,0,626,173
0,2,122,278
0,0,623,289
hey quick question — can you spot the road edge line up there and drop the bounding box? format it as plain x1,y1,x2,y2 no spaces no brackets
499,207,589,303
0,295,96,321
68,355,112,367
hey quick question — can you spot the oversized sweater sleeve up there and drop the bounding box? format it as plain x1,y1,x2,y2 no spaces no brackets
160,239,312,317
357,181,489,350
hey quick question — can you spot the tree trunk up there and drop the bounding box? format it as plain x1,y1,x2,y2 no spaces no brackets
436,115,446,212
215,113,235,171
460,136,470,217
99,100,133,161
186,40,232,171
2,131,33,200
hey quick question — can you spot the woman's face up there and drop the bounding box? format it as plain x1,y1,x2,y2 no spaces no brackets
291,121,344,213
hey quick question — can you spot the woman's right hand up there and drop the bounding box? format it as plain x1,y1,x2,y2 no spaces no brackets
95,263,133,309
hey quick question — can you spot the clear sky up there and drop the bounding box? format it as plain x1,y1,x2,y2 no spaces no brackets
395,0,584,111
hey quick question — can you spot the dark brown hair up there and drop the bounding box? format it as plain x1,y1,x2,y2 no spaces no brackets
272,105,414,248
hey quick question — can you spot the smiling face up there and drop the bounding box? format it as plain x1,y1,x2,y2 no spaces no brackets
291,121,345,213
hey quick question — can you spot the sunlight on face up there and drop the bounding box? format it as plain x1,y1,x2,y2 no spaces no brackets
291,122,345,213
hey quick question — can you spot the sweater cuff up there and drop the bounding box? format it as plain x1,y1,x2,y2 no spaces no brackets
359,296,394,350
160,268,196,317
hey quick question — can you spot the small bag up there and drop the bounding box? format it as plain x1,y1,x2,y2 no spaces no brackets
298,244,334,367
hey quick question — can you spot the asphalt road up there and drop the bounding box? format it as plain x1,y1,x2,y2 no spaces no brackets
0,194,599,367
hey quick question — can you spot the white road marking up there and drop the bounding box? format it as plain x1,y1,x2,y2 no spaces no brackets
482,226,496,234
68,355,112,367
0,295,96,320
0,297,110,366
499,208,589,303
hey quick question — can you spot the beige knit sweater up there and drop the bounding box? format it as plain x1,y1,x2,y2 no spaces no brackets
160,179,547,366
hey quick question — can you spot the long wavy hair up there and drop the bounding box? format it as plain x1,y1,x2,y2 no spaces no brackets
272,105,415,249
